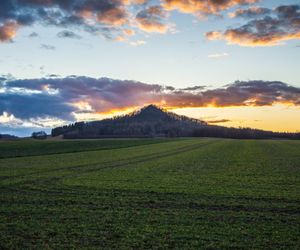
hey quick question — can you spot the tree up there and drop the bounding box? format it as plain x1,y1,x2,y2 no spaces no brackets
32,131,47,139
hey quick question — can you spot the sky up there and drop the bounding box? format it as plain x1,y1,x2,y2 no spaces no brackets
0,0,299,136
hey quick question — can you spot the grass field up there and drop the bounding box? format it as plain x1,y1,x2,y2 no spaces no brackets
0,138,299,249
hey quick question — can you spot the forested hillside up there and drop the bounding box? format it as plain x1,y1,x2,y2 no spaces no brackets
52,105,300,139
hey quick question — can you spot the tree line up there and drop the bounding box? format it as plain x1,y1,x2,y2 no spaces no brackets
51,105,300,140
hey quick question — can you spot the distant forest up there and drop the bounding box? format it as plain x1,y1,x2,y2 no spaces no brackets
0,134,18,140
52,105,300,140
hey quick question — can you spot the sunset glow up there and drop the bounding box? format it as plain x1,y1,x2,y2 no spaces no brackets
0,0,299,136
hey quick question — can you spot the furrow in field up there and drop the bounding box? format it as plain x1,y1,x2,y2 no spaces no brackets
1,187,299,215
0,139,180,159
1,139,220,195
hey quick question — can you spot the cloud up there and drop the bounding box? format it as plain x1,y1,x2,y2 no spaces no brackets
136,6,170,33
0,21,19,42
96,6,128,26
180,86,206,91
123,0,148,4
1,77,299,130
208,52,229,58
206,4,300,46
2,0,286,45
57,30,82,39
123,29,135,36
205,31,222,40
114,35,126,42
0,111,66,129
205,119,231,124
130,40,146,46
40,44,56,50
29,32,38,37
0,0,146,43
162,0,258,15
229,6,271,18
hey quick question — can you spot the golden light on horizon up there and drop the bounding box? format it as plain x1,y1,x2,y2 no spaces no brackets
70,102,300,133
171,104,300,133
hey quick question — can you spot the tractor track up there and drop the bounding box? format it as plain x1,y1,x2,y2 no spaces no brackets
2,140,220,195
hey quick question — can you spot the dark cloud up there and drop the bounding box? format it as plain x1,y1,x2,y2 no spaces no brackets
206,4,300,46
46,74,61,78
0,0,260,43
206,119,231,124
57,30,82,39
29,31,38,37
163,0,259,14
229,6,271,19
40,44,56,50
0,76,162,121
201,80,300,107
136,6,169,33
0,94,74,121
165,86,175,91
180,86,206,91
1,77,299,127
0,0,147,43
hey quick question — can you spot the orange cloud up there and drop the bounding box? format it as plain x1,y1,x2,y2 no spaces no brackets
136,6,170,33
0,0,135,43
0,21,19,42
122,0,147,4
206,4,300,47
207,28,300,47
223,30,300,47
136,21,169,33
205,31,222,40
1,77,300,126
123,29,135,36
114,35,126,42
97,7,128,26
206,29,300,47
163,0,258,14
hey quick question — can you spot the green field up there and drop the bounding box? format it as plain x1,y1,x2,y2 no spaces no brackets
0,138,299,249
